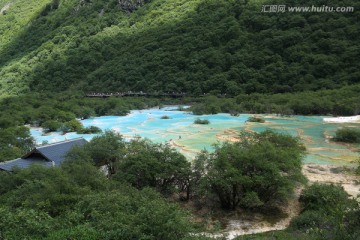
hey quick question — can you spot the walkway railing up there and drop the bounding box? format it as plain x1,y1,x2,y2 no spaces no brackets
85,92,187,98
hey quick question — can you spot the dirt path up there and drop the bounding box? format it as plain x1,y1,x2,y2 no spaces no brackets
219,188,302,239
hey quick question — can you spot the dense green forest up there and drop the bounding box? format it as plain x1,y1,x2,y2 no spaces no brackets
0,94,161,161
0,130,304,239
1,0,360,238
189,85,360,116
0,160,196,239
1,86,360,161
0,0,359,96
1,131,358,239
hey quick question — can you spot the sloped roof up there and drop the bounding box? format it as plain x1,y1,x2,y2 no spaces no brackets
0,138,87,171
0,158,53,171
33,138,88,166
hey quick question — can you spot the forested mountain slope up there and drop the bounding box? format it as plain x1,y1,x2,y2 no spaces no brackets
0,0,359,96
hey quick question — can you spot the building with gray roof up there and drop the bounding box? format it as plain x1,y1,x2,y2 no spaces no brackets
0,138,87,171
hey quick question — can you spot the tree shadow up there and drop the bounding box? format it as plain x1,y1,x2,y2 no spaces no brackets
0,0,256,95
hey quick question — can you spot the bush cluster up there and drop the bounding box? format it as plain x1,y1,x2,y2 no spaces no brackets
194,118,210,124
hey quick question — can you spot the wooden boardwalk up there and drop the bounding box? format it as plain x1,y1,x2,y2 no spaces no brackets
86,92,187,98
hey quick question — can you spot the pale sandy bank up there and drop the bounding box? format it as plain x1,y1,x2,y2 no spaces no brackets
302,164,360,198
323,115,360,123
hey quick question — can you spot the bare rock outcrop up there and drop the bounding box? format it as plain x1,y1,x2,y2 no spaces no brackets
118,0,151,12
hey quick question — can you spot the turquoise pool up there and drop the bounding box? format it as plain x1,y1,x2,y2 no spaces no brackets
30,107,360,165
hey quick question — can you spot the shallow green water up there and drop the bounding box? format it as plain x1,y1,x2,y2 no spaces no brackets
249,116,359,165
30,107,360,165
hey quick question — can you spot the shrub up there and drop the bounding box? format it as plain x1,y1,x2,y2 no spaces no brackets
247,116,265,123
290,210,326,231
193,130,305,210
194,118,210,124
230,112,240,116
299,183,349,212
61,120,83,134
333,127,360,143
78,126,102,134
41,120,62,132
289,183,360,239
160,115,171,119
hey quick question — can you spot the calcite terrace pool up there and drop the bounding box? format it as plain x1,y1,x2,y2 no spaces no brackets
30,106,360,165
